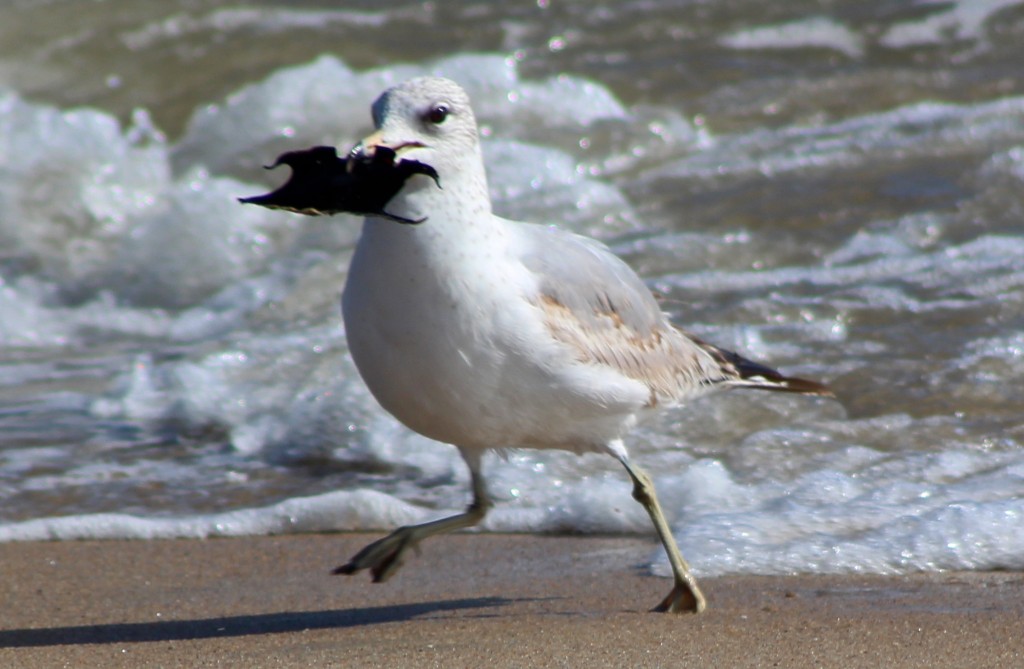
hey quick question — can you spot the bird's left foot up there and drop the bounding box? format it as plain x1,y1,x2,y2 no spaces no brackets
653,581,707,614
333,527,421,582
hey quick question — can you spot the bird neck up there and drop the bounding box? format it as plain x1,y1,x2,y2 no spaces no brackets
369,159,495,238
355,177,510,298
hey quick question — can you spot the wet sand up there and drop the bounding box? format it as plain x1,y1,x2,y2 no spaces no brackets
1,534,1021,668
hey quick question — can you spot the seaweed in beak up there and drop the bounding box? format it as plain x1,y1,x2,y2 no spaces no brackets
239,145,440,224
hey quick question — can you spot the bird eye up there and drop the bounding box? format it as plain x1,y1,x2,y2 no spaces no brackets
426,103,450,125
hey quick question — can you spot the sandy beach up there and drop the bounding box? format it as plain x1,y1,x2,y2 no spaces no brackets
0,534,1021,668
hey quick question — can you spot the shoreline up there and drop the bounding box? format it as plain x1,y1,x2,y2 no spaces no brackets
1,534,1022,667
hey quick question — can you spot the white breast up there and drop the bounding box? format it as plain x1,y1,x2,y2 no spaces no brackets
342,217,649,453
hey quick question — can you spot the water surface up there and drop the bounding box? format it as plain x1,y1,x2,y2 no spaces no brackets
1,0,1022,576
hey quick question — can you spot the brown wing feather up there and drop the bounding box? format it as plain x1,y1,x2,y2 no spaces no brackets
524,225,832,405
535,294,736,406
534,294,833,406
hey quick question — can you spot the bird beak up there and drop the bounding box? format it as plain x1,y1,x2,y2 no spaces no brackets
352,131,425,160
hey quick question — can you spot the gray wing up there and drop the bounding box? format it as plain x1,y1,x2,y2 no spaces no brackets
519,225,833,404
522,225,663,335
520,225,729,405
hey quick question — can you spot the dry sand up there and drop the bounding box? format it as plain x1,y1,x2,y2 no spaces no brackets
1,534,1021,668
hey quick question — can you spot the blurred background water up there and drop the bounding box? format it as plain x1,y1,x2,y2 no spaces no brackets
0,0,1022,577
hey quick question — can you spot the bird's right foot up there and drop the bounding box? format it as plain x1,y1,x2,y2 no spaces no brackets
652,581,707,614
333,526,420,582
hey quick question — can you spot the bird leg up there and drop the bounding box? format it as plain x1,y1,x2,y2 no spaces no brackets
334,455,491,582
619,457,707,613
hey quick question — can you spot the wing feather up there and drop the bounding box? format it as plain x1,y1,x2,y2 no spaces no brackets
521,225,832,405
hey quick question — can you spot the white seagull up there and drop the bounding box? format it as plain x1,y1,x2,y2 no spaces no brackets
332,77,831,613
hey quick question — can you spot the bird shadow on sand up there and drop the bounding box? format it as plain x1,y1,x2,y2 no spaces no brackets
0,597,518,647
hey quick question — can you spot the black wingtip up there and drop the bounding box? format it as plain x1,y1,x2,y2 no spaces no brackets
696,337,835,398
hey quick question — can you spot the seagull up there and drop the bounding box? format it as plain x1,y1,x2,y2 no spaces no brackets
331,76,832,613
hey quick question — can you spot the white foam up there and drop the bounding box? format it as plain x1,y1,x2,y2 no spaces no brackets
653,446,1024,576
0,490,427,541
0,276,175,346
107,168,299,309
666,233,1024,308
720,17,865,58
174,53,627,176
0,276,74,346
121,7,391,51
2,46,1023,584
644,96,1024,183
880,0,1022,48
0,91,168,288
485,139,638,232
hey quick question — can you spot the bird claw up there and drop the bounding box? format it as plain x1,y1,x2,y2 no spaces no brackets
652,582,707,614
333,527,420,582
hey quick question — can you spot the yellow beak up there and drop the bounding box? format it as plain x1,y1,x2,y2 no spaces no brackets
355,130,426,157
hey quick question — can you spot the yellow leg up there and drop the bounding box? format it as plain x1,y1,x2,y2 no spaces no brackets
619,457,707,613
335,452,491,581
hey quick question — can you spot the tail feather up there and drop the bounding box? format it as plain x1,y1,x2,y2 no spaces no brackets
700,341,834,397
